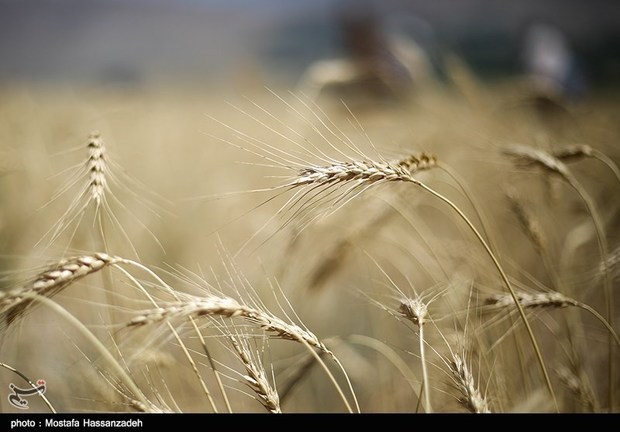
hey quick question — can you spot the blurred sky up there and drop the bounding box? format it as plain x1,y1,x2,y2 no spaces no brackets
0,0,618,90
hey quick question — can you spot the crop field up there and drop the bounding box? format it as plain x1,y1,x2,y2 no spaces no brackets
0,59,618,413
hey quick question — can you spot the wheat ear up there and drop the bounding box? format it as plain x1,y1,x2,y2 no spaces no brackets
553,144,620,185
399,297,432,413
86,132,107,209
125,290,357,412
285,152,555,408
409,179,556,408
112,264,222,412
555,366,598,412
37,132,111,251
363,252,437,412
291,153,436,187
504,143,614,409
229,335,281,413
0,253,119,326
504,188,565,292
485,290,620,349
127,294,330,355
448,352,491,413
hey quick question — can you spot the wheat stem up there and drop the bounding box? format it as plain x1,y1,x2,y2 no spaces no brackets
411,179,557,410
505,143,616,409
111,264,220,413
27,294,149,408
564,174,615,409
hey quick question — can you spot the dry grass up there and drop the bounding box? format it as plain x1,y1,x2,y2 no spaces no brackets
0,78,619,413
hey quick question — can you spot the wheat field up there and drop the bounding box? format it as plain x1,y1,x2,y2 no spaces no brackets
0,74,618,413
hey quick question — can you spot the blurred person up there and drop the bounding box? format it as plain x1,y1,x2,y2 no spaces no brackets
522,22,588,101
297,1,432,107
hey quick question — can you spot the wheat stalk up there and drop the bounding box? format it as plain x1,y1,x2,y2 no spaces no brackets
302,153,436,292
399,296,432,412
553,144,620,184
125,290,361,412
555,366,598,412
505,189,548,258
553,144,594,162
0,253,120,325
229,336,281,413
448,352,491,413
114,263,233,413
86,132,107,209
126,293,331,355
270,153,423,242
399,297,429,327
504,142,615,409
503,143,570,177
484,290,620,348
291,153,436,188
281,150,555,407
37,131,167,258
365,253,436,413
37,132,111,250
485,291,576,309
409,184,556,407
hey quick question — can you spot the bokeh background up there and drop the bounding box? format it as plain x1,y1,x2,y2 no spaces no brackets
1,0,619,92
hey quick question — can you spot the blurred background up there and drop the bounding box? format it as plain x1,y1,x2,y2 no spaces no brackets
1,0,618,93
